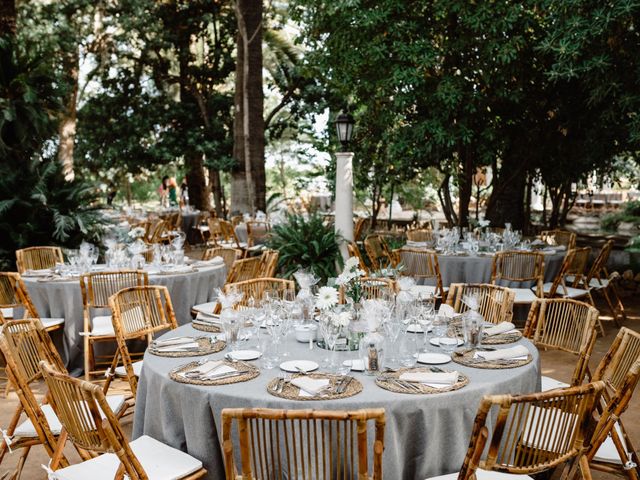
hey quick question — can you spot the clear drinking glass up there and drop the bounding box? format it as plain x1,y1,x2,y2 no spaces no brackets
432,315,448,339
398,334,417,367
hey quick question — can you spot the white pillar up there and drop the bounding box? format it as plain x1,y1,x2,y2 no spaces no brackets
334,152,354,260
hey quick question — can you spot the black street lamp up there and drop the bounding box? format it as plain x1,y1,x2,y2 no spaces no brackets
334,112,355,151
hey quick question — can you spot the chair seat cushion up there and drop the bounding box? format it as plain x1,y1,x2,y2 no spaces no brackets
13,395,125,439
540,283,589,299
427,470,532,479
0,308,13,319
89,315,115,336
40,317,64,329
115,361,143,377
50,435,203,480
512,288,539,304
593,422,628,465
541,375,570,391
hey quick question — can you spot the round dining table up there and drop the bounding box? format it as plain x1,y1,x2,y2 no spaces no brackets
133,324,540,479
22,262,227,375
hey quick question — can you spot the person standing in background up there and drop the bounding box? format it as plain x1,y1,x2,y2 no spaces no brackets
180,175,189,208
168,177,178,206
158,175,169,207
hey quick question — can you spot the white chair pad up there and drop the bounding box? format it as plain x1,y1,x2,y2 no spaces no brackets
565,276,608,289
192,302,218,315
513,288,539,304
40,317,64,329
88,315,115,337
540,283,589,299
13,395,125,439
427,470,532,479
541,375,570,391
0,308,13,319
50,435,203,480
593,422,628,465
115,361,143,377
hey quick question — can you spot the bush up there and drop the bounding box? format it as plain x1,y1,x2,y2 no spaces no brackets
266,213,343,282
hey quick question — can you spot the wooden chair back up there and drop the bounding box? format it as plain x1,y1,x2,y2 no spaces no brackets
231,215,243,227
540,229,577,249
347,242,369,274
258,250,279,277
219,219,242,247
15,247,63,273
340,277,395,303
0,272,38,321
227,257,262,284
397,248,444,297
446,283,515,324
406,229,433,242
149,219,170,244
585,240,613,285
592,326,640,394
203,247,242,271
545,249,577,297
523,298,599,386
354,217,370,241
0,320,66,461
566,246,591,287
39,361,148,476
221,407,386,480
457,382,604,480
491,251,544,297
224,278,295,308
364,235,393,271
80,270,149,310
108,286,177,396
246,221,271,247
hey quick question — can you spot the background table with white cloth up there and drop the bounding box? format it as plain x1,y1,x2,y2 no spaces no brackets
133,324,540,479
23,263,226,375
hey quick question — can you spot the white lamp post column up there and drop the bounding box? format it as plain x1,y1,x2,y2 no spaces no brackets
334,151,354,260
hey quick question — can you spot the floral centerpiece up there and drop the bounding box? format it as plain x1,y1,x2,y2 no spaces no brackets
315,288,352,372
335,257,366,304
128,226,146,241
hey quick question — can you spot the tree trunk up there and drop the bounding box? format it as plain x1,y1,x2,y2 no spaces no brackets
457,149,474,228
231,0,265,214
438,174,458,227
0,0,16,35
485,155,527,229
209,168,225,218
58,47,79,181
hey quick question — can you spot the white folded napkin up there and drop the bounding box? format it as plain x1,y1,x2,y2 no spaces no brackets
399,371,458,386
438,304,456,318
474,345,529,361
484,322,516,336
345,359,365,371
292,377,330,397
196,256,224,266
24,268,52,276
155,342,199,352
195,313,222,325
153,336,195,346
180,360,234,379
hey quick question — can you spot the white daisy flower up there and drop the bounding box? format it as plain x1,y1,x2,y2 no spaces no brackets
336,311,352,327
345,256,360,270
315,286,339,310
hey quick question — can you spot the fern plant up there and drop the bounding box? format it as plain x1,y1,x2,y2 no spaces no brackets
266,213,343,282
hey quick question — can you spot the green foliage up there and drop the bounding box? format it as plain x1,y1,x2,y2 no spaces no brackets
266,213,343,282
626,236,640,252
601,201,640,232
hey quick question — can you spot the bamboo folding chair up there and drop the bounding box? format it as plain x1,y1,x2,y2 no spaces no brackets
354,217,370,241
406,228,433,242
226,256,262,284
446,283,515,324
523,298,599,391
339,277,395,304
565,246,592,289
80,270,148,381
221,407,386,480
585,327,640,479
246,221,271,247
583,240,625,326
39,361,206,480
224,278,295,308
0,320,128,477
364,234,394,271
203,246,242,271
427,382,605,480
217,219,247,249
231,215,244,227
0,272,64,332
258,249,279,277
15,247,64,274
540,229,577,250
491,251,544,305
347,242,370,274
106,285,177,398
396,248,446,299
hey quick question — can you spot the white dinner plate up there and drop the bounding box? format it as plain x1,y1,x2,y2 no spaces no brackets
343,359,365,371
280,360,319,373
227,350,261,361
430,337,464,347
406,324,432,334
416,353,451,365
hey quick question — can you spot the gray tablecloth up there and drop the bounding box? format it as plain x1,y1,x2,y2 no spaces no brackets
23,265,226,375
234,223,248,243
133,324,540,479
436,250,565,287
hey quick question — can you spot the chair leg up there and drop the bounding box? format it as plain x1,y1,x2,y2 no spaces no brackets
600,287,622,328
0,405,24,464
12,445,30,480
84,335,92,381
579,455,594,480
608,282,627,323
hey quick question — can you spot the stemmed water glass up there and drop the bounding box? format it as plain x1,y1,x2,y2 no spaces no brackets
417,295,435,353
317,313,342,372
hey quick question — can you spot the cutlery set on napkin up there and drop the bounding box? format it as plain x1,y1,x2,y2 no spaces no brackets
179,360,248,381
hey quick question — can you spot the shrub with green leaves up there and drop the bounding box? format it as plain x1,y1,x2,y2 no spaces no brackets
266,213,342,282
